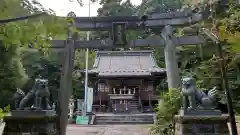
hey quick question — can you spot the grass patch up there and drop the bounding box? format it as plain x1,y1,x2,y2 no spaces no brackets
0,105,10,122
0,112,9,122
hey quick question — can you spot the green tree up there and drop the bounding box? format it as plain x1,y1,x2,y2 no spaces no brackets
0,45,28,107
21,50,62,101
73,50,96,99
0,0,67,107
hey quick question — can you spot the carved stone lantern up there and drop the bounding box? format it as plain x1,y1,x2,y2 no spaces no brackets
68,96,75,120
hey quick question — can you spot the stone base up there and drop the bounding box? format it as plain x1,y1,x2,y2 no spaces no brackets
180,109,222,116
11,110,56,117
175,110,230,135
3,110,57,135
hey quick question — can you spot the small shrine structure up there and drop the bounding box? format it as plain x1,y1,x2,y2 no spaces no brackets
87,50,166,113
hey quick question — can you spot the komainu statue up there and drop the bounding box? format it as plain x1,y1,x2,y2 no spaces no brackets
182,77,218,111
16,78,51,110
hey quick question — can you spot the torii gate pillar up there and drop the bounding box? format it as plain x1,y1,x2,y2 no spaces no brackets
161,25,180,89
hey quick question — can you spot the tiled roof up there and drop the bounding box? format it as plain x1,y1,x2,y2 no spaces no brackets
89,50,165,77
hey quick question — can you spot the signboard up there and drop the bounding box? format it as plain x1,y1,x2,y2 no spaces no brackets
87,87,93,113
76,116,89,125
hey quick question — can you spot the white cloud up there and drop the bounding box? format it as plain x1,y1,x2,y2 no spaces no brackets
37,0,141,16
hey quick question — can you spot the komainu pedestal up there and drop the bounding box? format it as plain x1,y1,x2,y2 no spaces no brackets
2,110,57,135
174,110,230,135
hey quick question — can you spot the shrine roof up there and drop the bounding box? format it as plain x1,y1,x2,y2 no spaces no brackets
88,50,165,77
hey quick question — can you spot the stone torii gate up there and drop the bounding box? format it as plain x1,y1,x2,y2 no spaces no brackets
53,10,205,135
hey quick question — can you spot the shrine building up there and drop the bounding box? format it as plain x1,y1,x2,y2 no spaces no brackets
87,50,166,113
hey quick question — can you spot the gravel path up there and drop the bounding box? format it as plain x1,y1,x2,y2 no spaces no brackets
1,123,238,135
0,124,152,135
67,125,152,135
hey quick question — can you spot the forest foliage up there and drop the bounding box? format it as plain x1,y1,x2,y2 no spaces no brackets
0,0,68,107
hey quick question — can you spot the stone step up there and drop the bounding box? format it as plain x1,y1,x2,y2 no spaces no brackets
95,120,153,125
96,116,153,120
130,105,138,107
129,105,138,107
130,101,138,103
129,107,138,109
129,107,138,110
95,114,154,125
96,118,153,122
130,100,138,102
130,103,138,105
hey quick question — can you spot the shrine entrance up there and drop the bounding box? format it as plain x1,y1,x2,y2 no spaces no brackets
87,51,166,114
109,86,138,113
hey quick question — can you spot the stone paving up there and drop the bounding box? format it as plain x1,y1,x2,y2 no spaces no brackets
67,124,152,135
0,123,152,135
1,123,238,135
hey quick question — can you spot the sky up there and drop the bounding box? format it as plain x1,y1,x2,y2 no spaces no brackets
37,0,142,17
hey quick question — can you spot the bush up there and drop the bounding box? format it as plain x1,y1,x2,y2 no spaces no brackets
151,88,182,135
0,105,11,122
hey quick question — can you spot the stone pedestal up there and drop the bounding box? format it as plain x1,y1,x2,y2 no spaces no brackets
2,110,57,135
174,111,230,135
183,109,222,116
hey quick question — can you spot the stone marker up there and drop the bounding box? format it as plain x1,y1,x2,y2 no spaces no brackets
68,96,75,123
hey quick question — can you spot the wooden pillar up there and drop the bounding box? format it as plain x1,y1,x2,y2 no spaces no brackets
161,25,180,89
139,79,143,112
99,81,102,112
148,82,153,110
107,80,111,112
